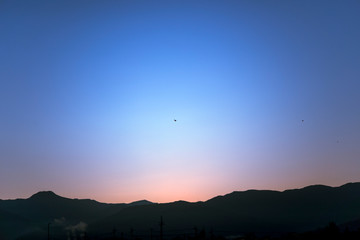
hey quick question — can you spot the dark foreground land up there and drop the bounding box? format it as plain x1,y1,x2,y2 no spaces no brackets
1,183,360,240
10,221,360,240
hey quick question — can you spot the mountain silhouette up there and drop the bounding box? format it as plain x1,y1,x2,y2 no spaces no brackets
87,182,360,237
128,199,153,206
28,191,61,200
1,183,360,240
0,191,154,240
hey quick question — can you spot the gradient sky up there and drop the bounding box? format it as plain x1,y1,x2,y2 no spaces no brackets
1,0,360,203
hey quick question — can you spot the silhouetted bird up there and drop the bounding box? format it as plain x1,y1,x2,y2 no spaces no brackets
174,119,177,122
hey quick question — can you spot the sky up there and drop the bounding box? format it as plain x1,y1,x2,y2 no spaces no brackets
1,0,360,203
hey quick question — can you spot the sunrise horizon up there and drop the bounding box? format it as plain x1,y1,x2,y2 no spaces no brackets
2,180,360,204
1,3,360,235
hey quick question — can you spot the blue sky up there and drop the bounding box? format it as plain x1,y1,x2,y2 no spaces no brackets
1,0,360,202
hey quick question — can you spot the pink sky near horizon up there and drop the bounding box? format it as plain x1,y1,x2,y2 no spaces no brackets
1,1,360,204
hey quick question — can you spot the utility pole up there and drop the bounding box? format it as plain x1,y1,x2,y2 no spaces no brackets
47,222,51,240
150,228,153,240
194,226,198,238
113,227,117,240
159,216,164,240
130,227,134,240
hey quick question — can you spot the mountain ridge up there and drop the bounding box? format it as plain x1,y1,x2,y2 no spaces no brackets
1,182,360,240
3,182,359,204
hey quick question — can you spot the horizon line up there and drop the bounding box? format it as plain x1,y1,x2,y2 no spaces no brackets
2,181,359,204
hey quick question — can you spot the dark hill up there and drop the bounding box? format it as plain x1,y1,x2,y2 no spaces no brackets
128,199,154,206
28,191,61,200
90,183,360,236
2,183,360,239
0,192,153,240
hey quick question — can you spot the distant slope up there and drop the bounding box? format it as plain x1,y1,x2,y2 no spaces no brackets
0,191,153,240
0,191,125,224
90,183,360,236
128,200,153,207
